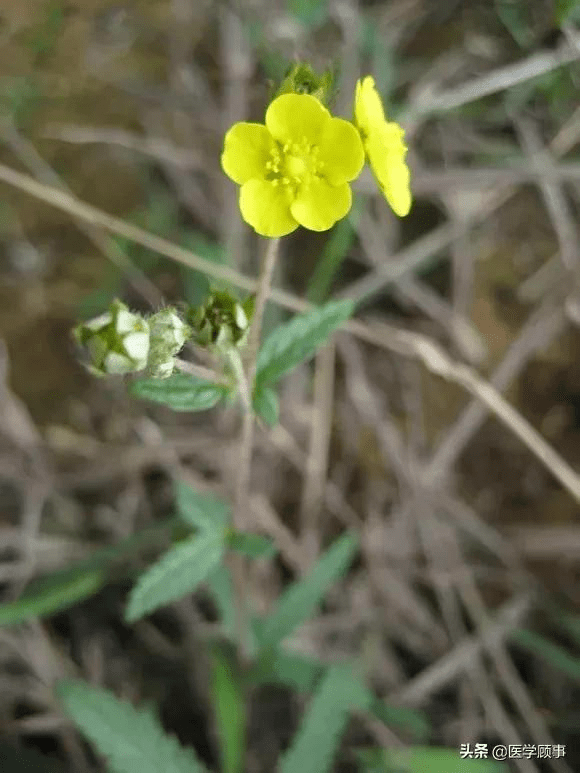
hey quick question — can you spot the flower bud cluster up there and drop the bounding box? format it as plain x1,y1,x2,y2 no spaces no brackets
73,300,190,379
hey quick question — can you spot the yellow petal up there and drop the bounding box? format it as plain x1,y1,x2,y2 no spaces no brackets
367,138,412,216
266,93,330,145
318,117,365,185
290,179,352,232
221,123,274,184
240,179,298,237
354,76,386,136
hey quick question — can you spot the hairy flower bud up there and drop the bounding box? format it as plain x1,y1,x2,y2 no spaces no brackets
145,307,191,378
73,299,150,377
274,62,334,107
187,291,254,354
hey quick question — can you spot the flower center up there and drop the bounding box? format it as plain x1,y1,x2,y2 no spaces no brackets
265,135,324,191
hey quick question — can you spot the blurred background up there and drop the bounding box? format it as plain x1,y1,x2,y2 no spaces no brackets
2,0,580,771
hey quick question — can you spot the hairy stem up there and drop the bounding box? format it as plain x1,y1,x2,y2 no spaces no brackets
231,237,281,661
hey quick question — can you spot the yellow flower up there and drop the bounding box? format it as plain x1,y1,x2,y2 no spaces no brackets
354,76,411,217
221,93,365,238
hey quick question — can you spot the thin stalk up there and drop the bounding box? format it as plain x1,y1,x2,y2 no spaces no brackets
231,237,281,661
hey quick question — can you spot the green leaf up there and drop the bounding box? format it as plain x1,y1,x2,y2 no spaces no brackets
227,531,276,560
248,649,323,692
307,212,358,304
56,680,209,773
369,698,430,742
287,0,328,28
556,0,580,25
495,0,536,49
209,645,246,773
175,480,230,533
510,628,580,683
0,567,105,627
180,232,228,306
255,299,353,389
130,373,227,412
256,533,358,652
357,746,506,773
125,531,225,622
279,664,370,773
0,518,178,627
252,384,279,426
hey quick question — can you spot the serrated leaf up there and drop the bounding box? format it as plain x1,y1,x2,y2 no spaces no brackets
130,374,227,412
209,646,246,773
255,299,354,389
126,532,225,622
256,533,358,652
279,664,370,773
56,680,209,773
252,384,279,426
175,480,230,533
227,531,276,559
357,746,506,773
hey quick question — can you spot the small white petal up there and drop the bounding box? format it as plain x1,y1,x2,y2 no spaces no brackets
123,331,150,366
104,351,134,374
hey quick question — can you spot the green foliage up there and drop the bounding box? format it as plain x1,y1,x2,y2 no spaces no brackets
209,645,246,773
0,518,177,627
0,564,105,627
227,531,276,559
510,628,580,683
175,480,230,533
130,373,228,412
279,663,370,773
180,232,228,306
252,384,280,426
287,0,328,29
494,0,537,48
56,680,209,773
4,76,42,127
248,649,323,692
21,1,66,60
255,299,354,390
306,212,359,304
555,0,580,25
357,747,506,772
369,698,430,743
255,533,358,652
125,531,225,622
